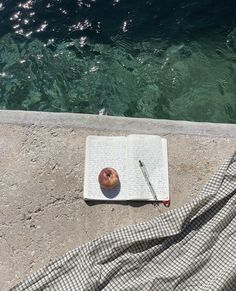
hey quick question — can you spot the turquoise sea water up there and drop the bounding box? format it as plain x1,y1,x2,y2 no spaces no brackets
0,0,236,123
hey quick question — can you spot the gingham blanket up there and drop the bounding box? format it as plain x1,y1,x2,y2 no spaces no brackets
11,153,236,291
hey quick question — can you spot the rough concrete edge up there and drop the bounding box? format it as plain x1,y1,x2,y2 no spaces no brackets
0,110,236,138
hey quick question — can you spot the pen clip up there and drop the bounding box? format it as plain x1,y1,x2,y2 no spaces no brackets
139,160,150,178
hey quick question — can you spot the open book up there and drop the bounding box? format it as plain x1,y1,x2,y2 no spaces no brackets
84,134,169,201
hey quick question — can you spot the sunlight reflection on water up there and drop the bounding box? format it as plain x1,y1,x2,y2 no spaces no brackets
0,0,236,123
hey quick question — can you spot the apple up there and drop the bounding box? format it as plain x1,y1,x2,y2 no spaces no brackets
98,168,120,189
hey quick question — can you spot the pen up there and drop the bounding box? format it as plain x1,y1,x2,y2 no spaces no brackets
139,160,158,201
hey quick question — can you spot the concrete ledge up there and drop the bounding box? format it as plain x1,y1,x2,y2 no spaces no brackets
0,110,236,138
0,110,236,290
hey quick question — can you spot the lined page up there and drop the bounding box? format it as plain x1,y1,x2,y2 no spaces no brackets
126,134,169,201
84,136,127,200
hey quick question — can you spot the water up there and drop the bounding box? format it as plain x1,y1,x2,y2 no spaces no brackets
0,0,236,123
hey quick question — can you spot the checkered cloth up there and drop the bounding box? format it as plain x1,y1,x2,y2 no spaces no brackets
11,153,236,291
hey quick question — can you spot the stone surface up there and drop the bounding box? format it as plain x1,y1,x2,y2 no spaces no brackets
0,111,235,290
0,110,236,138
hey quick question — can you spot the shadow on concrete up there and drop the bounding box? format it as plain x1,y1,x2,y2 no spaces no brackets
85,200,157,208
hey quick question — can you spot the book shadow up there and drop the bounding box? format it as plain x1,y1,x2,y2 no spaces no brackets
86,199,167,208
86,199,151,208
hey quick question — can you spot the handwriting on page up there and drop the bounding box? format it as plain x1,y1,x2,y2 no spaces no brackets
86,137,127,199
127,135,167,200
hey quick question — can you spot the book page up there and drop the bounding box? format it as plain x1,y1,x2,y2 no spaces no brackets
127,134,169,200
84,136,128,200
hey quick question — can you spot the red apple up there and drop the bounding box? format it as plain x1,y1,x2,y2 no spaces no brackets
98,168,120,189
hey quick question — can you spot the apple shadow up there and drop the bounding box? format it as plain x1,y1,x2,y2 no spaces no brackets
100,183,121,199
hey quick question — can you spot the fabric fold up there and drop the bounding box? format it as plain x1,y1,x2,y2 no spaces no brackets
11,152,236,291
